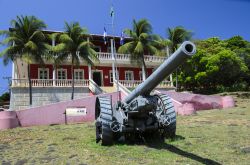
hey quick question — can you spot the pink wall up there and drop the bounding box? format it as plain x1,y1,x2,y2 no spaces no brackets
15,92,121,127
158,90,235,115
0,111,20,129
0,90,236,130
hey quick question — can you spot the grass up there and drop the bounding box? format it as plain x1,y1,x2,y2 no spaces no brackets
0,93,250,165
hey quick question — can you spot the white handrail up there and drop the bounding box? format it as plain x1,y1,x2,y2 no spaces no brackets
89,79,103,94
43,52,167,64
118,80,172,88
12,79,89,87
97,52,166,63
12,79,172,88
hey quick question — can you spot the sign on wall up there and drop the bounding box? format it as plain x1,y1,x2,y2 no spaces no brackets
65,107,87,116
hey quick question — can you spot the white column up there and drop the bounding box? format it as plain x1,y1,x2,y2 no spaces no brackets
53,69,56,86
88,64,92,80
111,39,116,84
142,65,146,81
52,38,56,86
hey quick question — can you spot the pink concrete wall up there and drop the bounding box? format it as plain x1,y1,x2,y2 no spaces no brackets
14,92,121,128
158,90,235,115
0,111,20,130
1,90,236,130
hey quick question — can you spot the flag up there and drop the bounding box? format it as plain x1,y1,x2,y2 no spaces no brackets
103,27,107,45
110,6,115,18
120,31,124,45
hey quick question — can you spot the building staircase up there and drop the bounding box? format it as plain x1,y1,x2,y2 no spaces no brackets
100,86,117,93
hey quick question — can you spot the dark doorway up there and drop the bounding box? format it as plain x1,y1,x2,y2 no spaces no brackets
93,71,102,86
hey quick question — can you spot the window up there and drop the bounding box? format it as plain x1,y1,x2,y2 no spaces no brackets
74,69,84,80
109,70,113,83
109,70,119,83
107,47,117,53
93,46,101,52
125,71,134,81
107,47,111,53
38,68,49,79
57,69,67,79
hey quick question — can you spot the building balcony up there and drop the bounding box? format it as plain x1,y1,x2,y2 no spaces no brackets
11,79,172,88
50,52,167,66
12,79,90,87
97,52,166,64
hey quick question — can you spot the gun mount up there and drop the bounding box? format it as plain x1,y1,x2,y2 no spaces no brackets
95,41,196,145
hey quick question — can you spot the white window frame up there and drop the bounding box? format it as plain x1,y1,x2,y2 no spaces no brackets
38,68,49,79
109,70,120,83
92,70,103,86
109,70,113,83
74,69,84,80
125,71,134,81
57,69,67,80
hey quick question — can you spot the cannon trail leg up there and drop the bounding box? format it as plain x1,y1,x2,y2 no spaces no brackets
95,97,114,146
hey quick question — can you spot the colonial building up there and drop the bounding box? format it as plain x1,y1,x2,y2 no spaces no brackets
10,32,173,110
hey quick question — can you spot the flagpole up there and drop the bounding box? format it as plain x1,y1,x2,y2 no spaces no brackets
109,3,120,100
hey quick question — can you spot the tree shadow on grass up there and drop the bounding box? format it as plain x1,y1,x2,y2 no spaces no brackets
146,135,221,165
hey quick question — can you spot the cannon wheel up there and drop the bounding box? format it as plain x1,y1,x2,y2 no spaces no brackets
95,96,114,146
156,94,176,139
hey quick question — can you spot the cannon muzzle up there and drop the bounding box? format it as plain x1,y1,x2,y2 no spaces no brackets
124,41,196,104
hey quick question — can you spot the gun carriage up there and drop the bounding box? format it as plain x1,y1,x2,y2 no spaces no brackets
95,41,196,145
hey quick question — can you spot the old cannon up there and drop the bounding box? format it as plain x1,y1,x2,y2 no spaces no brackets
95,41,196,145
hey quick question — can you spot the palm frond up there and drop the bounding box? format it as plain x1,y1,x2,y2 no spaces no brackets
0,30,10,37
167,26,193,53
118,42,135,54
1,36,22,45
77,42,88,51
134,42,144,55
52,43,67,52
29,30,45,41
24,41,38,51
59,34,73,44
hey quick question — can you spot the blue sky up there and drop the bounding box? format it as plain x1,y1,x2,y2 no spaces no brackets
0,0,250,94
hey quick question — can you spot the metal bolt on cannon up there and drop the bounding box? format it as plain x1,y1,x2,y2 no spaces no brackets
95,41,196,145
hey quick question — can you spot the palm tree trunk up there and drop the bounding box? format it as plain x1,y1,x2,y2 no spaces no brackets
71,58,75,100
27,64,32,105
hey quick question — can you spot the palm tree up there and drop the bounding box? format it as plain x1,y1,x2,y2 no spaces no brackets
45,32,61,86
118,19,161,80
167,26,192,90
0,15,47,105
53,22,98,100
167,26,192,53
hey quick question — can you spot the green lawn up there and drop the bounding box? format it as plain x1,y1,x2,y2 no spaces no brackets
0,93,249,165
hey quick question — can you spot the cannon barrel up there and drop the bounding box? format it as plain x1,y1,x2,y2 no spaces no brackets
124,41,196,104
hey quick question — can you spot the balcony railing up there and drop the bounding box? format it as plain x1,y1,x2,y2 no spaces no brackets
118,80,172,88
97,52,166,63
12,79,89,87
43,52,167,65
12,79,172,88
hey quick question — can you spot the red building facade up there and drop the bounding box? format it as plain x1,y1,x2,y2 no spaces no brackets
10,33,172,110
